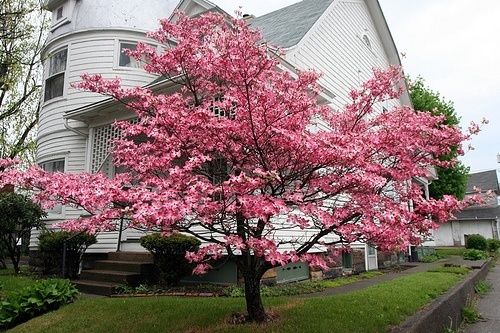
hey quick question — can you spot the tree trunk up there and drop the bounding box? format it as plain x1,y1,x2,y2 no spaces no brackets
244,271,268,323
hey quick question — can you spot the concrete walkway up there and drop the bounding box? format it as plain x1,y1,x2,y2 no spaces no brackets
461,264,500,333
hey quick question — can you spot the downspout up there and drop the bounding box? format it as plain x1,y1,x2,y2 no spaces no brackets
64,118,88,138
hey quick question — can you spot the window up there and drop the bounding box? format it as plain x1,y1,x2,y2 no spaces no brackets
56,6,64,20
362,34,372,50
119,42,142,68
40,159,65,214
210,96,236,119
44,48,67,101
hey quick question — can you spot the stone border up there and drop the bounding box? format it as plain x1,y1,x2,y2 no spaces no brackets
391,258,491,333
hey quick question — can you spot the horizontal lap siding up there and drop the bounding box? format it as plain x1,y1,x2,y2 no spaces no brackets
288,0,401,111
35,29,160,253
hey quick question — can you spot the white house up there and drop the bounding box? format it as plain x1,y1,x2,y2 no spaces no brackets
36,0,422,284
434,170,500,247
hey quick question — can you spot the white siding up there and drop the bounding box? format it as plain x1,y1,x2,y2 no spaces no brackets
286,0,401,112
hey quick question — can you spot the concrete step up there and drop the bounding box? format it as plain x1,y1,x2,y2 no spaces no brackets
73,279,118,296
94,260,156,274
80,269,145,285
107,251,153,262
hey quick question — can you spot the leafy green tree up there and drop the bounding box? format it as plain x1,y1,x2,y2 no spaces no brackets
0,192,46,273
0,0,49,163
409,76,469,200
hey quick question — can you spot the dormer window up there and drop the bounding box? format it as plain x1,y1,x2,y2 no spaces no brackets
47,0,77,31
56,6,64,20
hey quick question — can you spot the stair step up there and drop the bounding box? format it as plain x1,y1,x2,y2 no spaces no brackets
107,252,153,262
94,260,156,274
80,269,145,285
73,279,118,296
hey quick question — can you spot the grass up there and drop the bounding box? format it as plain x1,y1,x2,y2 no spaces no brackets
222,271,385,297
0,268,38,300
435,247,466,257
7,270,464,333
475,280,492,295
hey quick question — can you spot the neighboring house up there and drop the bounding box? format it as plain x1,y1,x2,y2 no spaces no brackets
434,170,500,247
36,0,421,282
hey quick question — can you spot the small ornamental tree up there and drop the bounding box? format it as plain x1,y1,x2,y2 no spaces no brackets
0,192,46,273
0,12,484,322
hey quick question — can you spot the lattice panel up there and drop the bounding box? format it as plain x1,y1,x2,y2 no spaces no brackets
91,119,138,174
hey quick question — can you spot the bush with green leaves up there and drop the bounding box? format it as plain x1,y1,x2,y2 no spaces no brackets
463,249,489,261
486,238,500,253
465,234,487,251
0,192,46,273
0,278,79,329
38,231,97,278
140,233,201,286
420,253,441,263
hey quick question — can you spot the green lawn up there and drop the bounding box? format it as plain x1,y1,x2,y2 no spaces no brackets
7,269,464,333
0,268,37,300
435,247,466,257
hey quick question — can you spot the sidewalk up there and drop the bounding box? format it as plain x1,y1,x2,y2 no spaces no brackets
461,263,500,333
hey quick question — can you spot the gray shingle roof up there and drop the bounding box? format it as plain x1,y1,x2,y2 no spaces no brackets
454,206,500,220
249,0,334,49
454,170,500,221
466,170,499,194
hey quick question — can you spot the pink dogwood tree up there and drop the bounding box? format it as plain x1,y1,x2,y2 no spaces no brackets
0,12,483,322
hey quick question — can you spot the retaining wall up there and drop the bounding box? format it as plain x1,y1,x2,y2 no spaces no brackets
391,259,491,333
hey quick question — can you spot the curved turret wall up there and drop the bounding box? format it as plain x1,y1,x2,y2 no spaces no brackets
37,0,178,228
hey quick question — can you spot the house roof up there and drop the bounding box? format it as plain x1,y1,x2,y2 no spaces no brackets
466,170,499,194
249,0,334,49
454,206,500,221
453,169,500,221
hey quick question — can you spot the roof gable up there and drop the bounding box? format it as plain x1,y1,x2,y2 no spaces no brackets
249,0,334,49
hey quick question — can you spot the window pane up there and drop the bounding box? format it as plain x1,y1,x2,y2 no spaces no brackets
41,159,65,173
40,159,65,214
119,43,138,67
44,73,65,101
49,49,67,76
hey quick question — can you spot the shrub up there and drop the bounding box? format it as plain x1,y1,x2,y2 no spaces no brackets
38,231,97,278
486,238,500,253
466,234,487,251
463,249,489,261
0,193,46,273
140,233,201,286
0,278,79,329
420,253,441,263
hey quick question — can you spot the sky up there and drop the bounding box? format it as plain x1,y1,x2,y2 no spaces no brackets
212,0,500,174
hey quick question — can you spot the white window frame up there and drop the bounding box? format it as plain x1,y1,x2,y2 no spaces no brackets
117,41,144,69
44,47,68,102
49,0,77,31
39,157,67,217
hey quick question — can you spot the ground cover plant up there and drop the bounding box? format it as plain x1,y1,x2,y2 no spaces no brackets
0,278,79,329
0,11,483,322
8,269,463,333
474,280,492,295
463,249,489,261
